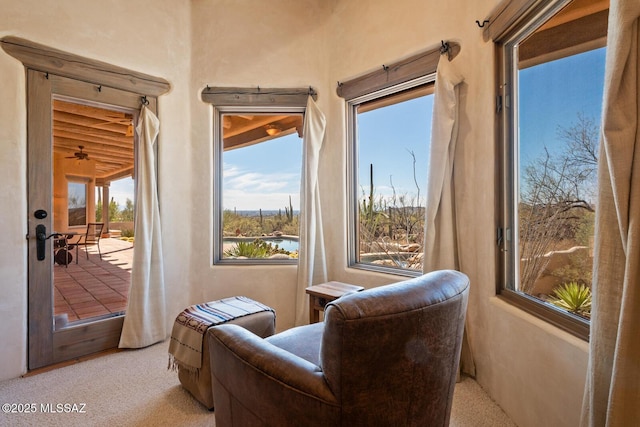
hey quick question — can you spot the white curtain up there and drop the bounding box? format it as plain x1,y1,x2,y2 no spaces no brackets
423,54,475,376
119,105,167,348
294,96,328,326
581,1,640,425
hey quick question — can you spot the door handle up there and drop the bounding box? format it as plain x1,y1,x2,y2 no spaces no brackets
35,224,62,261
36,224,47,260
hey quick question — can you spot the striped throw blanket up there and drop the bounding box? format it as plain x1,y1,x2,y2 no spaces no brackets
168,296,274,373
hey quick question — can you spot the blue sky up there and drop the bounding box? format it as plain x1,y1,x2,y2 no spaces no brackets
104,177,134,208
214,96,434,213
518,47,606,163
357,96,433,205
223,132,302,211
109,47,604,212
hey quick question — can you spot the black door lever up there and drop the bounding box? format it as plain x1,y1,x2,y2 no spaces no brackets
35,224,62,261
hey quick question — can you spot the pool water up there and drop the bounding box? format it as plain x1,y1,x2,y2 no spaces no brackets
265,238,299,252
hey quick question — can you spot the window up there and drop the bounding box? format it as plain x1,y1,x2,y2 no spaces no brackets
68,181,87,227
205,87,313,265
495,0,608,338
339,43,460,275
217,112,303,263
347,82,435,274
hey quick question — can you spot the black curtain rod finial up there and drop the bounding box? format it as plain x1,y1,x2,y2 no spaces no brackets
440,40,450,55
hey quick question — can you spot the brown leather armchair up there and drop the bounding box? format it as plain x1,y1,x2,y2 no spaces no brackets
208,270,469,427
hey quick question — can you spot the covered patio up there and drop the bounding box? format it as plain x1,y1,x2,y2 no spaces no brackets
53,237,133,328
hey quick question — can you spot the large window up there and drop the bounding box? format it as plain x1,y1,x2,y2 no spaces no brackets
348,81,434,274
213,109,304,264
496,0,608,337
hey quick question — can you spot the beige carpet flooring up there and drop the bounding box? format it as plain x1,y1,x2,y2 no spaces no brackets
0,340,515,426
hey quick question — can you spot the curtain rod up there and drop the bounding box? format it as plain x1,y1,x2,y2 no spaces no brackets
202,86,317,98
336,40,461,100
201,86,317,107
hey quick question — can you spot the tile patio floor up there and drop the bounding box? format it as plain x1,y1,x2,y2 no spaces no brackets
53,237,133,327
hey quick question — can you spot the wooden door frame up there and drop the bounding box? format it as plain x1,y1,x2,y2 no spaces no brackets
1,36,169,369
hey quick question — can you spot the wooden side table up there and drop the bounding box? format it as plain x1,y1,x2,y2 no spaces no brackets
306,281,364,323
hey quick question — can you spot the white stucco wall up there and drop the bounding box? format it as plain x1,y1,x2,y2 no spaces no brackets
321,1,589,427
0,0,193,378
0,1,590,426
188,0,332,330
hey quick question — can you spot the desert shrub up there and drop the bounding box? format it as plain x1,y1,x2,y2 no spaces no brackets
224,239,291,258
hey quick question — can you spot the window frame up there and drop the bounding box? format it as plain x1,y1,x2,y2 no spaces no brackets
211,104,306,266
346,76,436,277
67,179,89,228
494,0,605,340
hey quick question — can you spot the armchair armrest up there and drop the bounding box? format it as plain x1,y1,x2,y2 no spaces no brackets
208,324,339,426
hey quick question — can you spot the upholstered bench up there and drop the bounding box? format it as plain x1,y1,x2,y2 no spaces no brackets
168,297,276,409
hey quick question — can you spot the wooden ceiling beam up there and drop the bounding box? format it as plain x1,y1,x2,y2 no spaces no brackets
53,137,133,153
95,167,134,184
53,111,129,135
53,144,133,162
53,99,131,122
223,115,288,138
223,116,303,151
53,126,133,148
50,99,135,180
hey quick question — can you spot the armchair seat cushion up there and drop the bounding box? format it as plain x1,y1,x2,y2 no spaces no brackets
265,322,324,366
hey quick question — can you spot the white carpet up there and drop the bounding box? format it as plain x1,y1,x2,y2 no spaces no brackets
0,341,515,426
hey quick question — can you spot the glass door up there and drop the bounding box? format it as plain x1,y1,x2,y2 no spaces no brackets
27,70,141,369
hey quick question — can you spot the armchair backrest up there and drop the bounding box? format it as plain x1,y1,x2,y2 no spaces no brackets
319,270,469,426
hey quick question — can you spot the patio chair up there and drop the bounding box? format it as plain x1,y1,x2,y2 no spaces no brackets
75,223,104,263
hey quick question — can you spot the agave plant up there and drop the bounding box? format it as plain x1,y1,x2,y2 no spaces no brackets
549,282,592,318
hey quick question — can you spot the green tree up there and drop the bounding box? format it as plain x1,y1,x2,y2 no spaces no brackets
109,197,120,222
121,198,135,221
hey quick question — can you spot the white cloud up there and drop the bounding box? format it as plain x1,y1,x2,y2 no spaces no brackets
103,177,134,208
223,163,300,210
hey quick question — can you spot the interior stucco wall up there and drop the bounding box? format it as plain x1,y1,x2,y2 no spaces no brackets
0,0,192,379
1,1,590,426
188,0,332,330
321,1,589,427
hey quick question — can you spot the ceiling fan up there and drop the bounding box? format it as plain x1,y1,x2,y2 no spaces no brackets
66,145,90,160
